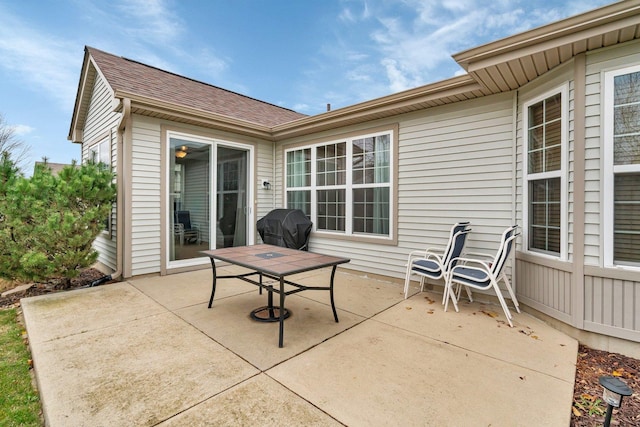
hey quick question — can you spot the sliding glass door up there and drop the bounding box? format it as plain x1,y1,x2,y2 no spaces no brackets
168,133,252,266
216,146,248,248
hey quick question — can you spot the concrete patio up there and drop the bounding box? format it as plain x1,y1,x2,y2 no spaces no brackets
21,265,578,426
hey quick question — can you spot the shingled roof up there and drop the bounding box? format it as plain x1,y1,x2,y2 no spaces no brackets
87,46,306,128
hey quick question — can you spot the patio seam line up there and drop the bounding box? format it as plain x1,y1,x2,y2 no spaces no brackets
148,372,264,427
153,288,362,425
364,315,578,384
261,374,348,427
25,284,170,344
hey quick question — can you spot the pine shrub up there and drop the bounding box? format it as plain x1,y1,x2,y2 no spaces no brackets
0,157,115,287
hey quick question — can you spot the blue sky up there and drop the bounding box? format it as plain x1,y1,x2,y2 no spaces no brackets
0,0,612,172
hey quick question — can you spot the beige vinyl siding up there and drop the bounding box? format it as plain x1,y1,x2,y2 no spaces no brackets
516,256,573,322
130,116,162,275
399,94,514,254
255,140,277,223
584,273,640,342
583,69,602,266
278,93,516,280
82,71,119,270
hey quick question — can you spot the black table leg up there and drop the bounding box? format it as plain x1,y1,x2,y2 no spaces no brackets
250,276,290,322
329,265,339,322
279,276,285,348
207,258,217,308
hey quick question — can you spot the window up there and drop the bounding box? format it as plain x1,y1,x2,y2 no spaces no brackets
87,137,112,233
604,66,640,267
285,130,392,238
88,138,110,165
523,88,566,258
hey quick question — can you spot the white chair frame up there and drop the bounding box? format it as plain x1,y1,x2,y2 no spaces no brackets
403,222,471,301
444,225,521,327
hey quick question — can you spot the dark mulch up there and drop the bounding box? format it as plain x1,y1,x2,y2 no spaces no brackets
571,344,639,426
1,270,638,425
0,268,110,309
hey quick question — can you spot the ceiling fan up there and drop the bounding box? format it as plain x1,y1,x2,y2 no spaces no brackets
175,145,189,158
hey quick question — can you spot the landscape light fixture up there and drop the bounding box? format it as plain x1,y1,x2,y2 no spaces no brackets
599,375,633,427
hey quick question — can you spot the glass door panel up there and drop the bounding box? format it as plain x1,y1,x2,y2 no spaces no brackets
169,138,210,261
216,146,248,248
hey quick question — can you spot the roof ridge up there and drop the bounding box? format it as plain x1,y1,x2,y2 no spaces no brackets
86,46,303,116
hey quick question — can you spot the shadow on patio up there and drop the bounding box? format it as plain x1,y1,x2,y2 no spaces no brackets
22,266,577,426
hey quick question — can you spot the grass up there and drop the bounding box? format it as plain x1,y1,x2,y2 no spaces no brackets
0,308,42,426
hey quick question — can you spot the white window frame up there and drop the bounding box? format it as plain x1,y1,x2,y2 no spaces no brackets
603,64,640,269
522,85,568,261
165,130,255,269
88,138,110,166
285,129,394,241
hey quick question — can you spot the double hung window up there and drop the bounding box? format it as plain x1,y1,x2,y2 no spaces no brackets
523,88,566,258
604,66,640,267
285,130,392,238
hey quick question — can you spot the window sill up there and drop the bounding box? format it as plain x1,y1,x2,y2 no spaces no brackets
310,231,397,246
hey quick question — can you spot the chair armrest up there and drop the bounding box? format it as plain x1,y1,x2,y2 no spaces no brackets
407,250,443,264
461,251,493,259
174,223,185,233
449,257,492,272
424,246,444,255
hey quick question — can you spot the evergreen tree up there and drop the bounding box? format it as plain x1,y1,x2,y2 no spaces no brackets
0,158,115,287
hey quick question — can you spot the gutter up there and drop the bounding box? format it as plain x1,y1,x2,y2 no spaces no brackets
108,97,131,281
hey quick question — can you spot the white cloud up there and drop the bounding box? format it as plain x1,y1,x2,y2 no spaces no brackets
339,0,371,23
0,7,79,111
357,0,612,95
11,124,35,136
382,58,411,92
293,103,311,112
116,0,184,44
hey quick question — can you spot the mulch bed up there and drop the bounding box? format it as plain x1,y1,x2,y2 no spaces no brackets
1,269,638,425
0,269,109,308
571,345,639,426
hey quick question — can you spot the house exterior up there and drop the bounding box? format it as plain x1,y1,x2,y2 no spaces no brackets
69,1,640,352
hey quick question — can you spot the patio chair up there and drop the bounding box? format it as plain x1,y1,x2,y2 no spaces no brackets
174,210,200,245
444,225,521,327
403,221,471,300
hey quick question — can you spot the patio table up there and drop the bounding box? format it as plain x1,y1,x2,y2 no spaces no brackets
201,244,350,347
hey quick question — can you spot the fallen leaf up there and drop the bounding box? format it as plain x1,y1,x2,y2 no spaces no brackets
581,393,594,401
531,335,540,340
427,309,434,314
406,306,412,310
481,310,498,318
612,369,624,377
572,406,582,417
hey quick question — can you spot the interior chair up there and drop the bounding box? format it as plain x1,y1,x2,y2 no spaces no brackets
174,210,200,245
403,221,471,300
444,225,521,327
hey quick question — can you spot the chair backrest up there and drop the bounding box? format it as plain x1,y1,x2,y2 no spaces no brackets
175,211,192,229
490,225,519,277
442,222,471,269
